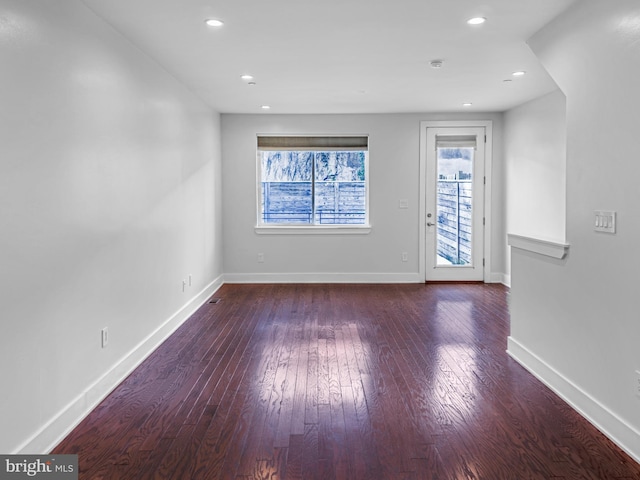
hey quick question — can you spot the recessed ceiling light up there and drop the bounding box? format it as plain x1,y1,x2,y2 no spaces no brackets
261,105,271,110
467,17,486,25
512,71,526,76
463,102,473,107
247,82,256,86
241,74,254,81
503,79,513,83
205,19,224,27
430,60,444,69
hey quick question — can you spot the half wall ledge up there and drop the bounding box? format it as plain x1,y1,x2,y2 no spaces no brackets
507,233,570,259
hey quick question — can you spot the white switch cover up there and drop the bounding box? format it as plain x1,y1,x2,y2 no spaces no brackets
594,210,616,233
101,327,108,348
398,199,409,209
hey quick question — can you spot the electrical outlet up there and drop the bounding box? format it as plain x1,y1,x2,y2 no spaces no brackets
182,279,187,292
189,274,192,286
401,252,408,262
101,327,108,348
257,253,265,263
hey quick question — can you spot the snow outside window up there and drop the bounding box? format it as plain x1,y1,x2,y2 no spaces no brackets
257,136,369,227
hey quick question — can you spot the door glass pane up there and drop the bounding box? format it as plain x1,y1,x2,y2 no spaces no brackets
436,146,474,266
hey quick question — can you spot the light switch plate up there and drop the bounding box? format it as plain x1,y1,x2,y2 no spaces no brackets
594,210,616,233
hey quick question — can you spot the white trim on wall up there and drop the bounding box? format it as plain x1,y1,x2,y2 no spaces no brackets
508,233,570,259
419,120,494,282
224,272,423,284
17,276,225,455
507,337,640,464
255,226,371,235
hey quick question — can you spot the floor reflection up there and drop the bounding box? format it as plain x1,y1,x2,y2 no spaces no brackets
432,300,480,422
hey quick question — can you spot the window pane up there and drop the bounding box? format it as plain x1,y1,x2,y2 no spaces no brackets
314,151,366,224
436,147,474,265
261,151,312,224
258,147,367,226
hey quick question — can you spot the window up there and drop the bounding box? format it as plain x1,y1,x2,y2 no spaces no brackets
436,143,475,265
257,136,369,227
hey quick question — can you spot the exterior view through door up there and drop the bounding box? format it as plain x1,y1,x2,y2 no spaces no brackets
425,127,485,281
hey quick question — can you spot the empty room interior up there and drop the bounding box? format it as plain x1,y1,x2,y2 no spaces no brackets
2,0,640,478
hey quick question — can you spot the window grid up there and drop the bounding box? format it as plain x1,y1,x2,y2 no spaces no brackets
257,145,368,227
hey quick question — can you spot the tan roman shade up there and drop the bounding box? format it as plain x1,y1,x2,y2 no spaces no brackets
257,135,368,151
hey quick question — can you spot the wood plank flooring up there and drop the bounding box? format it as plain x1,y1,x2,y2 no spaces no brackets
53,283,640,479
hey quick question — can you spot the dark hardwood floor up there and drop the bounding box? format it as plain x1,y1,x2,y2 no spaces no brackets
53,283,640,479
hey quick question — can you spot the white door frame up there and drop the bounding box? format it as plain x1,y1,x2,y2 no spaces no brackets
419,120,493,282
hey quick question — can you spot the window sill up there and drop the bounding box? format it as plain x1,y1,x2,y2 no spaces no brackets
255,225,372,235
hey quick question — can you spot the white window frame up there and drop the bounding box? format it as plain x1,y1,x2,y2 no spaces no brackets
255,135,371,235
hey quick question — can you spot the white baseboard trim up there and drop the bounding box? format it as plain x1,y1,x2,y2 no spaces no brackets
223,272,424,283
16,275,224,455
507,336,640,464
488,272,510,286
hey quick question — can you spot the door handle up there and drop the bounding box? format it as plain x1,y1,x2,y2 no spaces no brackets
427,222,435,227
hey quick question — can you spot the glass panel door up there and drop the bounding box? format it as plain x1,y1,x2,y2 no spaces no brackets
425,127,485,281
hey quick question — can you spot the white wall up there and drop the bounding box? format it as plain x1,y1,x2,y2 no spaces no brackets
504,89,567,280
0,0,223,453
221,113,505,283
508,0,640,462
